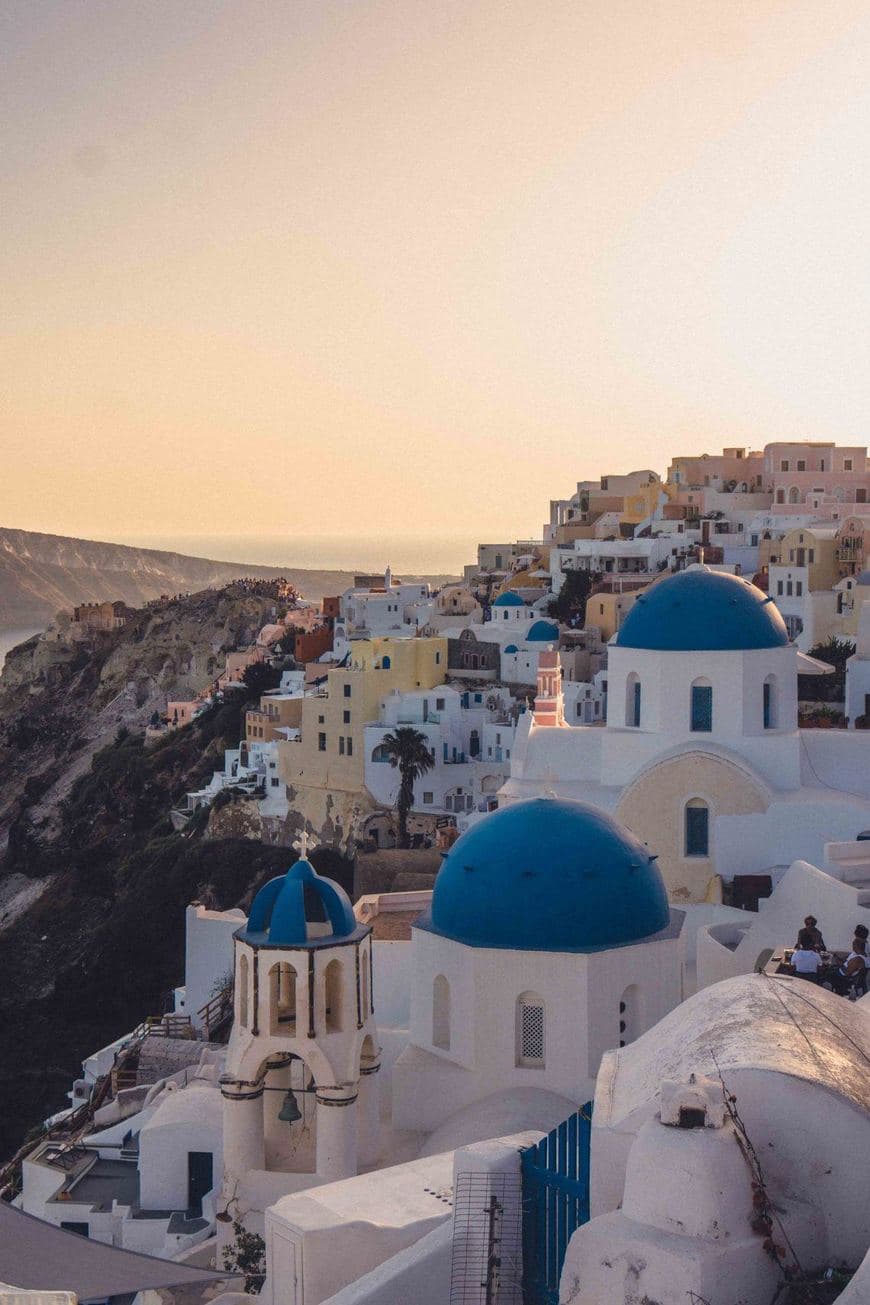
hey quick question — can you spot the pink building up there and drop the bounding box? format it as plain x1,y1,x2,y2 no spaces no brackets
764,442,869,516
667,447,763,492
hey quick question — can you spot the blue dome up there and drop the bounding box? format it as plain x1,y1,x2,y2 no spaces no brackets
422,799,670,952
504,643,519,653
239,859,358,947
616,568,788,652
493,591,524,607
527,618,559,642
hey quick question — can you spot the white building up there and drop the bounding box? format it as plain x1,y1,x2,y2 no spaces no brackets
549,536,686,593
363,684,517,818
846,595,870,728
502,566,870,903
340,568,432,640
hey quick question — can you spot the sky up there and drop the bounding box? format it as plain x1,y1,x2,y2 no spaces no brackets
4,0,870,560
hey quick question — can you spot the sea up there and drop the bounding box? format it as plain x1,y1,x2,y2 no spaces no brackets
117,533,477,578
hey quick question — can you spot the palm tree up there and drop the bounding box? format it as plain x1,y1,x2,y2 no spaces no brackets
380,727,435,848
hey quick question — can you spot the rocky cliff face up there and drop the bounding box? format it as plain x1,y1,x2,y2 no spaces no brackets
0,527,357,628
0,586,351,1159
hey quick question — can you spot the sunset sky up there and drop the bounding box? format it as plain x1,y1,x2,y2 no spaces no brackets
4,0,870,559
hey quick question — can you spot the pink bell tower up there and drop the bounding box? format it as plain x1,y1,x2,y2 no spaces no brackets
533,649,565,727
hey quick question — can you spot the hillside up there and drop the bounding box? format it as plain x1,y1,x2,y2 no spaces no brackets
0,527,360,628
0,586,352,1158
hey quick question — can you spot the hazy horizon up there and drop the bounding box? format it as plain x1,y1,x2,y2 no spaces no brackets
6,1,870,545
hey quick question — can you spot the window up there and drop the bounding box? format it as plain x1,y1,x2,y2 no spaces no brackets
796,581,803,597
780,459,789,471
343,710,351,723
797,459,806,471
763,675,777,729
845,458,853,471
789,549,795,562
435,650,441,664
339,736,345,755
347,736,353,756
433,975,450,1050
318,714,325,724
436,697,445,711
786,581,793,596
381,655,391,669
690,681,712,732
270,962,297,1033
808,549,815,563
324,959,343,1032
372,742,390,763
685,799,709,857
775,489,785,504
423,791,433,804
271,777,280,787
777,580,784,596
343,684,352,698
858,488,867,504
238,954,249,1028
625,672,641,727
318,732,326,751
619,984,641,1047
516,992,545,1067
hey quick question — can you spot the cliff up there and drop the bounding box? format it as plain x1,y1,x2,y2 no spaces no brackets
0,586,351,1158
0,527,358,628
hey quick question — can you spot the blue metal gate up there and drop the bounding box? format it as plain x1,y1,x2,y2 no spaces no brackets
521,1104,592,1305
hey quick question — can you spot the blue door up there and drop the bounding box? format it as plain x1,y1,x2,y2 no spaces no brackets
521,1105,592,1304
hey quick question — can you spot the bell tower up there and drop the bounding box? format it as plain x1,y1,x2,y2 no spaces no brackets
220,853,380,1207
533,648,565,727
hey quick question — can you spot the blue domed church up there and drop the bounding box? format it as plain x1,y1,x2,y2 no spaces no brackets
391,797,684,1135
503,565,870,903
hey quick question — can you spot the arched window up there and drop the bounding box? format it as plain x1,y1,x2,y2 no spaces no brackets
775,489,785,504
788,486,800,504
618,984,641,1047
324,959,343,1032
238,953,249,1028
690,678,713,732
516,991,545,1068
361,948,370,1020
685,798,709,857
763,674,777,730
625,672,641,728
432,974,450,1050
371,743,391,763
833,486,846,502
269,962,297,1034
381,655,391,669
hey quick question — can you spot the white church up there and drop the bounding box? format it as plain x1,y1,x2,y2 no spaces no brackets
503,565,870,903
13,566,870,1305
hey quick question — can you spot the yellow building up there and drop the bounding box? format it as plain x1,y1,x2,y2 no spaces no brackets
279,637,448,849
777,526,840,591
584,587,645,640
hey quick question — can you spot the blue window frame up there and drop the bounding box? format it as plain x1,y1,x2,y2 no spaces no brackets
691,684,712,732
632,679,641,727
685,803,709,856
763,681,772,729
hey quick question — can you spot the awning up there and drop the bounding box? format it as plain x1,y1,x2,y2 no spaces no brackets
796,651,836,675
0,1202,238,1302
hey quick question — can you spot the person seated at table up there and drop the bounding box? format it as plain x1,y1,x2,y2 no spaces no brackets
790,931,822,982
826,938,869,996
796,916,825,951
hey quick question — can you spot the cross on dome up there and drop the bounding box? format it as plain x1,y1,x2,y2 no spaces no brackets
293,829,317,859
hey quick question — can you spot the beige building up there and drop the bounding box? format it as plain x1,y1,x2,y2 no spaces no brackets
279,636,448,849
245,692,304,743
